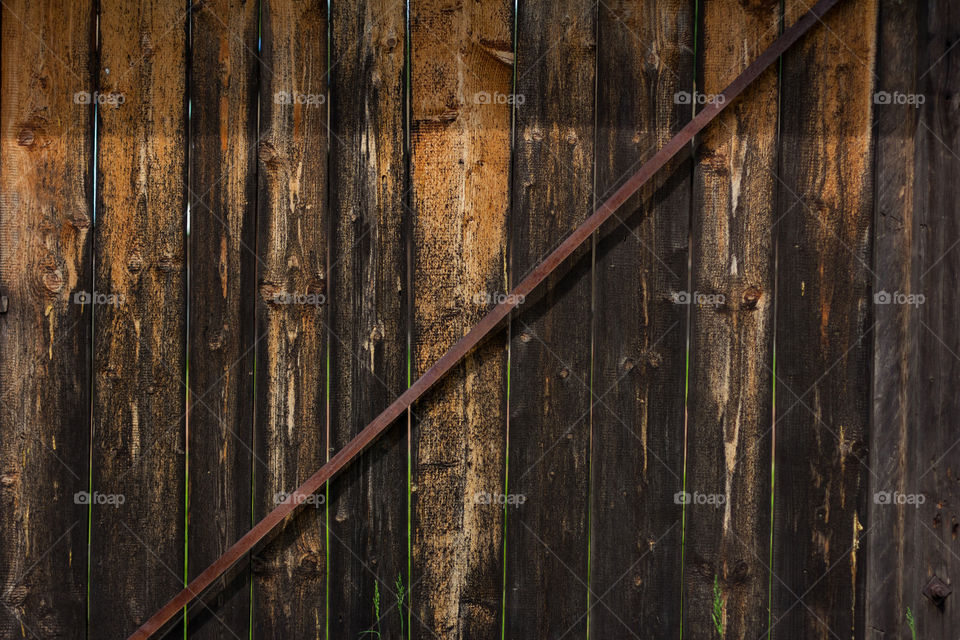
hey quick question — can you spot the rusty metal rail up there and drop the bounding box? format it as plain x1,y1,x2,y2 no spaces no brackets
130,0,841,635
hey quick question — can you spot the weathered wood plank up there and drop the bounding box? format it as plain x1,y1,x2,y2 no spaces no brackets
252,1,328,637
772,0,877,636
0,1,93,637
683,0,779,637
505,1,595,637
187,0,258,637
868,1,960,637
409,0,512,637
327,0,408,638
91,0,188,636
590,1,693,637
865,4,920,638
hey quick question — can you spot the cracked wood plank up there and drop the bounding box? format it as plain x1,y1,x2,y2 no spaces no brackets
682,0,779,637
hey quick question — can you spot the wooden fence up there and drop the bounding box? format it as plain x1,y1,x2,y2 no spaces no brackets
0,0,957,638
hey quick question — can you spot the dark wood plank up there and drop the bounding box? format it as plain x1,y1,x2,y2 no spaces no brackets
505,1,595,637
91,0,188,636
865,3,921,637
771,0,877,637
187,0,258,637
590,1,693,637
252,1,328,637
868,1,960,637
409,0,512,637
327,1,408,638
0,1,93,636
682,0,779,637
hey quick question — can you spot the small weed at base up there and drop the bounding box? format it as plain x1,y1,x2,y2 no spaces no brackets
395,574,406,639
712,574,724,637
359,575,406,639
359,582,382,638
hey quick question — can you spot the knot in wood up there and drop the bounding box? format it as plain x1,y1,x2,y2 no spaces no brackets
741,286,762,310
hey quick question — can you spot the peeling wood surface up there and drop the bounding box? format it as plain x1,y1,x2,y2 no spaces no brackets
868,1,960,637
409,1,512,637
327,1,408,637
772,0,877,637
589,1,693,637
90,1,188,637
187,1,258,638
683,0,779,637
0,1,92,637
505,1,596,637
253,1,328,637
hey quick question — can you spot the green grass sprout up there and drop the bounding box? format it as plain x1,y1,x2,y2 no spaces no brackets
712,574,724,637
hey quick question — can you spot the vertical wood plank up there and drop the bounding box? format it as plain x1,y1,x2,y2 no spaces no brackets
253,1,328,637
187,0,258,637
772,0,877,637
408,0,512,637
868,1,960,637
683,0,779,637
892,4,960,636
0,1,93,636
866,3,920,637
327,0,408,638
589,1,692,637
91,0,188,636
505,1,595,637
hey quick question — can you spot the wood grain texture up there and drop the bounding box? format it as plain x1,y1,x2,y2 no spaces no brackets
187,0,258,637
91,0,188,637
327,1,408,638
505,1,595,637
252,1,328,637
772,0,877,637
683,0,779,637
868,1,960,637
865,3,920,638
0,1,93,637
409,0,512,637
589,1,693,637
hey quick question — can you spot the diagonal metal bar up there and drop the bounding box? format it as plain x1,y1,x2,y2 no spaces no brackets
129,0,842,635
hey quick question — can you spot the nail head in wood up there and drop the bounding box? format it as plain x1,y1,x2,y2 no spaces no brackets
922,575,951,607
